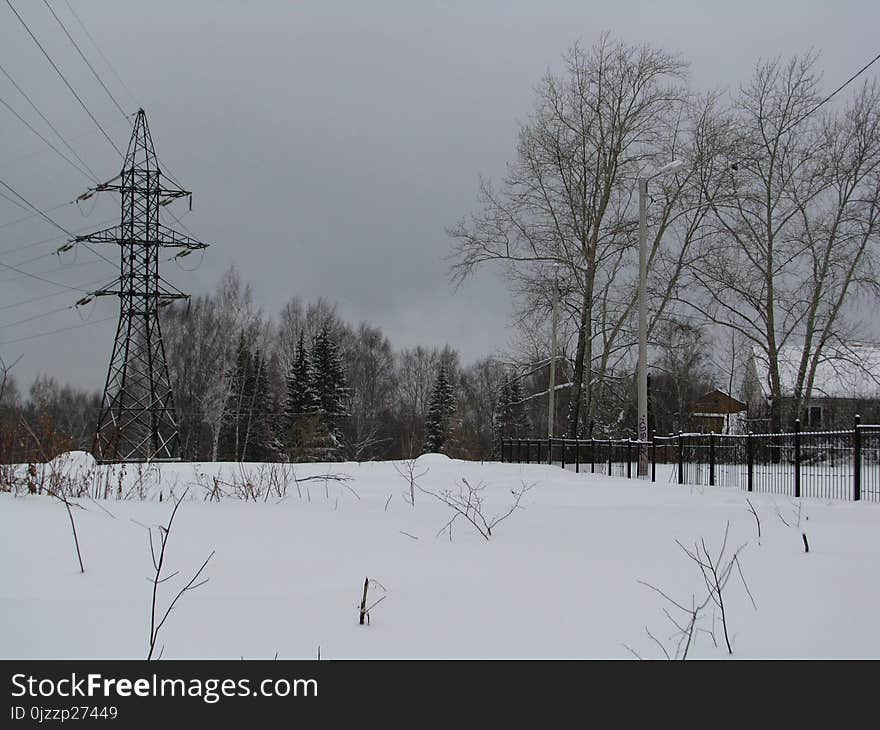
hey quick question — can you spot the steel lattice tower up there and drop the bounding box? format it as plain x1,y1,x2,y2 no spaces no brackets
77,109,208,462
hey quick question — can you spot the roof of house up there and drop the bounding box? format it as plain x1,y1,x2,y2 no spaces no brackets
751,344,880,399
690,389,748,415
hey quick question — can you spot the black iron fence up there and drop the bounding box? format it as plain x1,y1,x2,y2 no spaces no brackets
500,416,880,502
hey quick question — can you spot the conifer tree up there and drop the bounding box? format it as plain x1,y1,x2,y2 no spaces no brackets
424,363,456,453
246,349,275,461
220,336,256,460
284,331,320,454
493,373,513,458
493,371,530,457
311,324,349,445
506,376,530,436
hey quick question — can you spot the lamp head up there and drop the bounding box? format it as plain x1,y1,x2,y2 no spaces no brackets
656,159,686,176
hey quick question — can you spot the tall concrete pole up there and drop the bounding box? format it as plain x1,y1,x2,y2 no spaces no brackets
638,177,649,476
548,265,559,438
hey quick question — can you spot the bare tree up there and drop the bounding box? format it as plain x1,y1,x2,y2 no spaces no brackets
683,55,880,430
394,345,459,456
343,323,396,460
162,266,264,461
449,36,711,437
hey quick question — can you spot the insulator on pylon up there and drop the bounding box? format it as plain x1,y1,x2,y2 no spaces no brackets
175,249,191,258
75,296,93,307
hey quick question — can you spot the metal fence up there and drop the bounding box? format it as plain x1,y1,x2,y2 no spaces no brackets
500,416,880,502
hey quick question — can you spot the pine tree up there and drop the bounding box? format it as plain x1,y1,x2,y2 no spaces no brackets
493,374,512,457
219,336,256,461
424,363,456,453
507,376,530,436
284,331,320,455
311,324,349,446
245,349,274,462
493,372,530,457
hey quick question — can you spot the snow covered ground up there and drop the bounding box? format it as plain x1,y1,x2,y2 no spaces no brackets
1,452,878,659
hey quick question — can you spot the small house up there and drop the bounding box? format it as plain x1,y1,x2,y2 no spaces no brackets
688,389,748,434
742,344,880,430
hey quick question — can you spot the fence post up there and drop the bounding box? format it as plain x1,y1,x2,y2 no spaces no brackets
678,432,684,485
575,439,580,474
516,438,521,464
794,419,801,499
527,439,532,465
626,439,632,479
651,430,656,483
854,414,862,501
590,438,595,473
747,431,753,492
561,440,566,470
709,432,715,487
537,439,542,464
547,437,552,466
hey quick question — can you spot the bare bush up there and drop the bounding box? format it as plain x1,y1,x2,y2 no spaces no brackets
45,487,85,573
423,478,535,541
392,459,428,507
635,522,756,659
143,489,214,660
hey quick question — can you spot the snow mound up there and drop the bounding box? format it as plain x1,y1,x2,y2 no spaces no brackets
48,450,97,473
414,453,452,467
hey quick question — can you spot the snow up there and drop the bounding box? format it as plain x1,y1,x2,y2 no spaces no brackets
2,454,879,659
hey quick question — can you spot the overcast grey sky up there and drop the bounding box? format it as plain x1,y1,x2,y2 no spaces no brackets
1,0,878,392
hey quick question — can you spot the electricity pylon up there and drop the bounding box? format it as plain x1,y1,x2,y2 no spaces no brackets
76,109,208,462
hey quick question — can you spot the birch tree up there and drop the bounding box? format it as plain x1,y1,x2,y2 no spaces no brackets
449,36,709,436
683,55,880,429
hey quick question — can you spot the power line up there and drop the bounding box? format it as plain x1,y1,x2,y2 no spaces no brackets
61,0,138,106
0,303,74,330
0,178,116,267
4,0,124,158
42,0,127,119
35,1,203,240
0,187,29,214
0,274,108,311
0,61,100,181
0,106,130,172
0,257,108,286
0,314,114,346
779,50,880,137
0,215,116,256
0,94,95,181
0,178,71,236
0,257,97,291
0,199,77,232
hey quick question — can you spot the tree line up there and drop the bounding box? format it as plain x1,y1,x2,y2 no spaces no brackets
0,266,566,463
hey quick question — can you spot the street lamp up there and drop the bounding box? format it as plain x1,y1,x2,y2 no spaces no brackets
638,159,685,476
548,263,559,438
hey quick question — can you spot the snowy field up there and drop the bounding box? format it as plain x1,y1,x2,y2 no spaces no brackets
1,452,879,659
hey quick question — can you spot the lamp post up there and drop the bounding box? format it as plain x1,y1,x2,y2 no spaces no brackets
548,264,559,438
638,159,685,476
